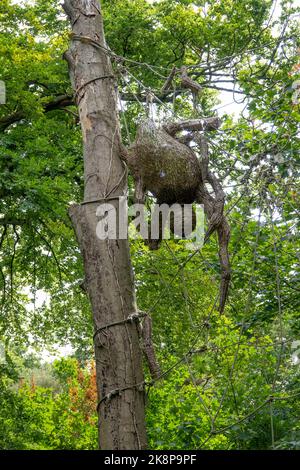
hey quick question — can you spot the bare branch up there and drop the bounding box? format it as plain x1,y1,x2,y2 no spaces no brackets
160,65,177,94
180,66,203,94
163,117,221,136
0,95,74,131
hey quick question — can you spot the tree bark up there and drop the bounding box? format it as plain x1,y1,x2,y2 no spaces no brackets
62,0,147,450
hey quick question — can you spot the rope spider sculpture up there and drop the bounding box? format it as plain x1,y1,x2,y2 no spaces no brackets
121,117,231,313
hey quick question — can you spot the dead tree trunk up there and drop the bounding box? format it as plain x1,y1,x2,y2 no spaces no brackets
62,0,147,450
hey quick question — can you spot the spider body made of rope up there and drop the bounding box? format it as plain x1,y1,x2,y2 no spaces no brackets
121,118,231,313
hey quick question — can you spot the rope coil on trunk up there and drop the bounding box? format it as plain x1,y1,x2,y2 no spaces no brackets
93,310,147,341
75,75,115,102
97,380,150,411
81,196,122,206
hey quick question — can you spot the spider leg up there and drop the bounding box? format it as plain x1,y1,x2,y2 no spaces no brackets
217,217,231,313
134,176,146,204
197,135,225,240
197,171,230,313
204,170,225,242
